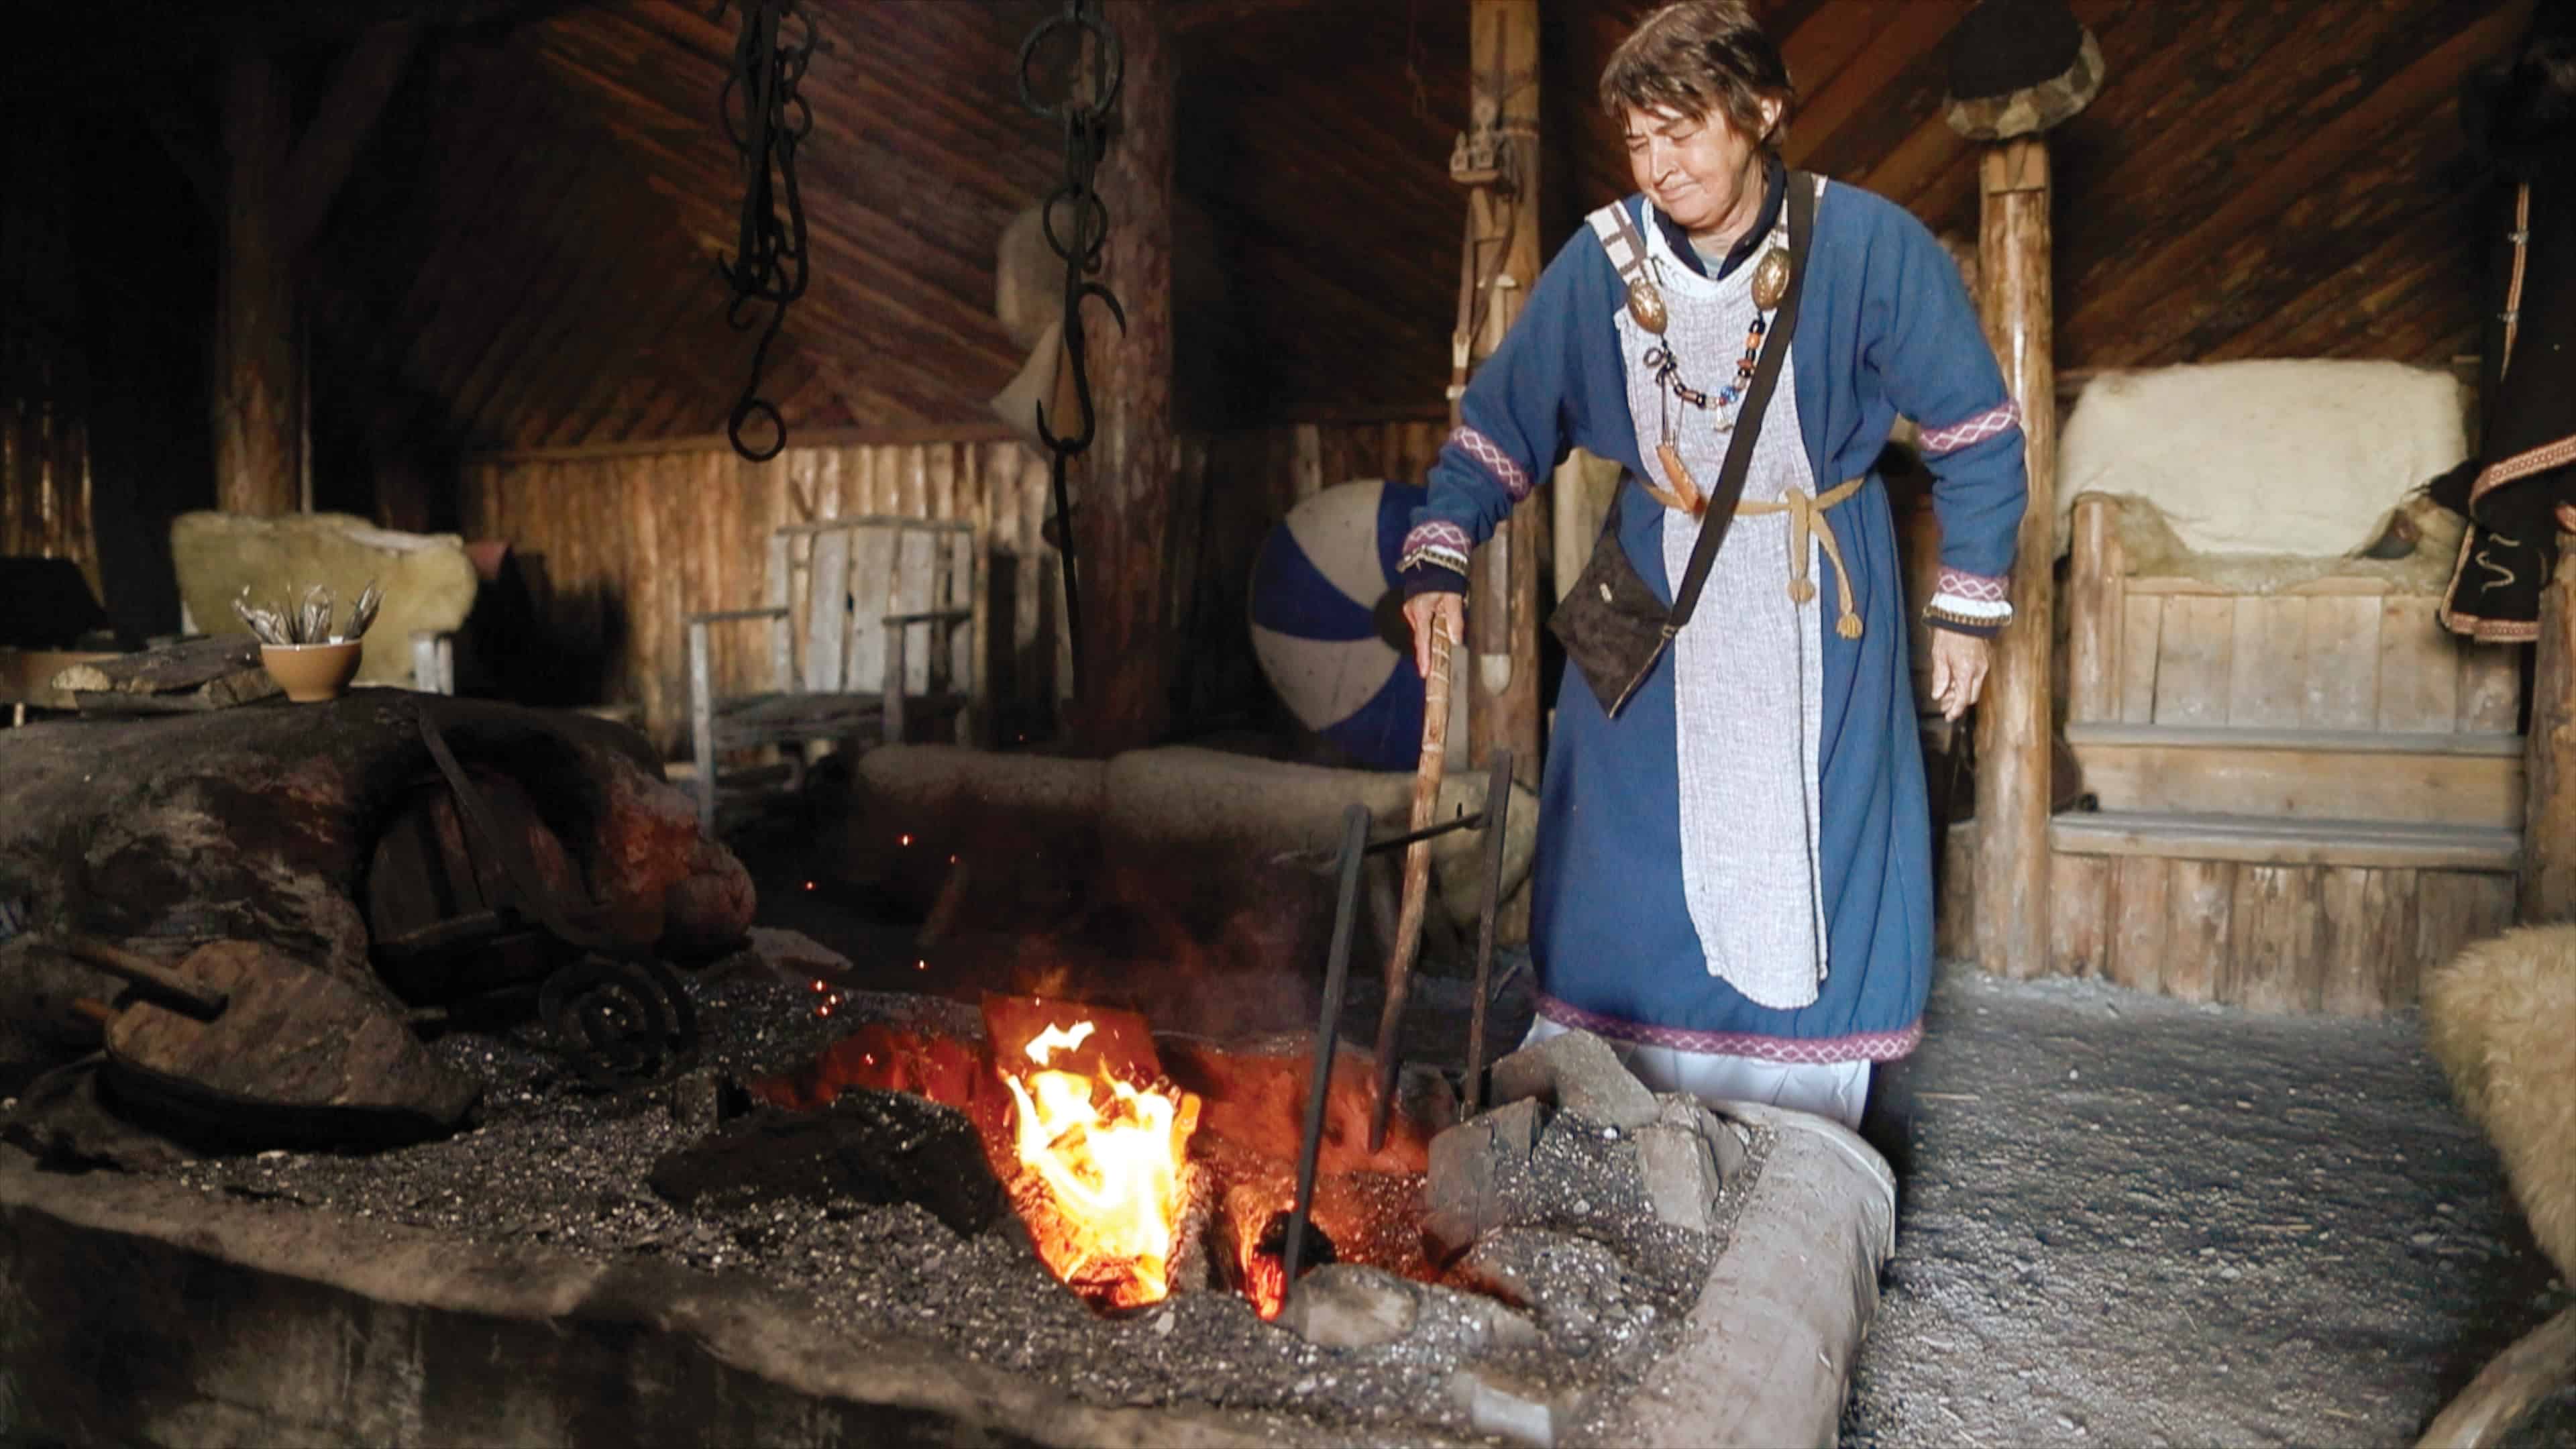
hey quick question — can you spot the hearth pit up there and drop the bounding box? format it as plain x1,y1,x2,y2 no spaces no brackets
11,953,1784,1446
744,985,1461,1321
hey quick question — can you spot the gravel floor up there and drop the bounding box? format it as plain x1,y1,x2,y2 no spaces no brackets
1843,966,2574,1448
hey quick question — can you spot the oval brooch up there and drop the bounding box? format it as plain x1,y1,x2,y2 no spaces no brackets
1625,278,1668,335
1752,248,1791,311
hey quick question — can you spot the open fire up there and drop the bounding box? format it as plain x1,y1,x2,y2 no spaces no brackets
752,991,1438,1319
998,1021,1201,1310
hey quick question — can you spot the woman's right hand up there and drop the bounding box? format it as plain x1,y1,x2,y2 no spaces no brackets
1402,592,1464,679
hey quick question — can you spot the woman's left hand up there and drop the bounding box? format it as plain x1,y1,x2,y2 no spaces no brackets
1928,629,1991,722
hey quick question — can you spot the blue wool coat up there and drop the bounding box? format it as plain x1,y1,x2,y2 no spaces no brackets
1401,171,2027,1061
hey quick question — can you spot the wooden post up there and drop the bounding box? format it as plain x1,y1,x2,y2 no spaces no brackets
1971,138,2058,979
2519,535,2576,923
209,25,419,518
1066,0,1175,755
1466,0,1544,940
215,49,301,517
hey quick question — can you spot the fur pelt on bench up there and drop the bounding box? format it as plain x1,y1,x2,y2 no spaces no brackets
2072,489,2465,596
2055,359,2471,592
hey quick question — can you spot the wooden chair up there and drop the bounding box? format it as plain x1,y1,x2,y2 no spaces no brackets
685,517,983,831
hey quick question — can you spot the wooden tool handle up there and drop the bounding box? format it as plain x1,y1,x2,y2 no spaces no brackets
1389,626,1455,972
65,936,231,1020
1369,610,1456,1150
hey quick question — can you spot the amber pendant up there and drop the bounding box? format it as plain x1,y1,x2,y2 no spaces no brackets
1654,440,1706,513
1626,278,1668,335
1751,248,1791,311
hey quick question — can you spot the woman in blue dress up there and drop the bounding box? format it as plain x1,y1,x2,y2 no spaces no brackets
1400,0,2027,1129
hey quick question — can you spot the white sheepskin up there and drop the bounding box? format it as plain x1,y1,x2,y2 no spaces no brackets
2055,359,2468,561
171,511,480,686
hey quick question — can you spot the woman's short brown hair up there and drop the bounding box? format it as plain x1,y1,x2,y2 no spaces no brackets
1600,1,1796,152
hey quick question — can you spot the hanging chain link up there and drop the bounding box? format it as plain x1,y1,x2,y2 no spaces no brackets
1017,0,1126,700
714,0,816,463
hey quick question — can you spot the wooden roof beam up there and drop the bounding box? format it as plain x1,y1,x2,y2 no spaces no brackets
2067,3,2527,360
1782,0,1974,172
280,20,423,254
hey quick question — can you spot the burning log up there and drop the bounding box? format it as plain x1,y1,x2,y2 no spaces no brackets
993,1010,1203,1312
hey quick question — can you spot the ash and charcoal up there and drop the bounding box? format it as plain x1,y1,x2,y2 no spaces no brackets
101,963,1768,1444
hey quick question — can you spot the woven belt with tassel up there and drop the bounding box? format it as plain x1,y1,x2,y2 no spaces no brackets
1737,476,1867,639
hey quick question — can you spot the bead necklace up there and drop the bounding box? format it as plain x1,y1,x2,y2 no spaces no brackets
1711,313,1766,430
1640,219,1791,456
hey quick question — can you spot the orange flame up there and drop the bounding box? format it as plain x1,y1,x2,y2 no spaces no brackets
999,1020,1201,1309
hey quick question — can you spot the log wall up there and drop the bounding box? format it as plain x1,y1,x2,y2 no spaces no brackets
0,120,99,600
460,415,1451,757
0,340,93,597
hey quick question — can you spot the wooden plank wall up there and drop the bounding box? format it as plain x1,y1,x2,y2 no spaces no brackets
0,118,99,596
2094,579,2519,734
461,415,1452,756
2052,853,2515,1016
1941,826,2514,1015
0,345,93,592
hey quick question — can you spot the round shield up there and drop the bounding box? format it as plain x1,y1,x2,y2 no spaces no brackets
1248,479,1430,771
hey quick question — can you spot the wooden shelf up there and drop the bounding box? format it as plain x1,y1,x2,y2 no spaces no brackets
2064,723,2522,756
2050,811,2520,871
2064,724,2524,828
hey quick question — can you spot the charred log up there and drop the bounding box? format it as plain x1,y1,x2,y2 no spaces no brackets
649,1089,1006,1238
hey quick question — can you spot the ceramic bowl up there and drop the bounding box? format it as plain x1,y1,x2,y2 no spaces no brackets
260,639,364,703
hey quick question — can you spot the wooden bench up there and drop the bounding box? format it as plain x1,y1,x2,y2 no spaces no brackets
684,517,983,832
1946,494,2526,1015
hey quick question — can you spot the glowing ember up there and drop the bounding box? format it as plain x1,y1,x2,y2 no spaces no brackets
1238,1225,1287,1320
1222,1184,1336,1322
999,1019,1201,1309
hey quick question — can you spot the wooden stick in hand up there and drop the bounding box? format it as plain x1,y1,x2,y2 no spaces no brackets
1369,608,1455,1152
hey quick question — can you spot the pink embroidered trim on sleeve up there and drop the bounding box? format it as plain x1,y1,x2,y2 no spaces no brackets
1451,425,1534,501
1400,520,1472,576
1934,566,2008,603
1919,399,2024,457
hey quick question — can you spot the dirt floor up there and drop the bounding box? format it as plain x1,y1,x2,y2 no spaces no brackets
1844,967,2575,1448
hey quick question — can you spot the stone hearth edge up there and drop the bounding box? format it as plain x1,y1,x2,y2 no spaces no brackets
0,1100,1888,1447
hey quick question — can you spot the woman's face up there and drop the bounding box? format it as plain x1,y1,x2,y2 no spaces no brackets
1622,99,1780,238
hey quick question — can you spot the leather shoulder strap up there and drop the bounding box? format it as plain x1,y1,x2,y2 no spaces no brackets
1668,171,1818,631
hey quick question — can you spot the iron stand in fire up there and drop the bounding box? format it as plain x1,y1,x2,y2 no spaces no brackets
1282,749,1513,1317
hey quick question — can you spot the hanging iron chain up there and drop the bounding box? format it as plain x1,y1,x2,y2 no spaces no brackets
1017,0,1126,700
714,0,817,463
